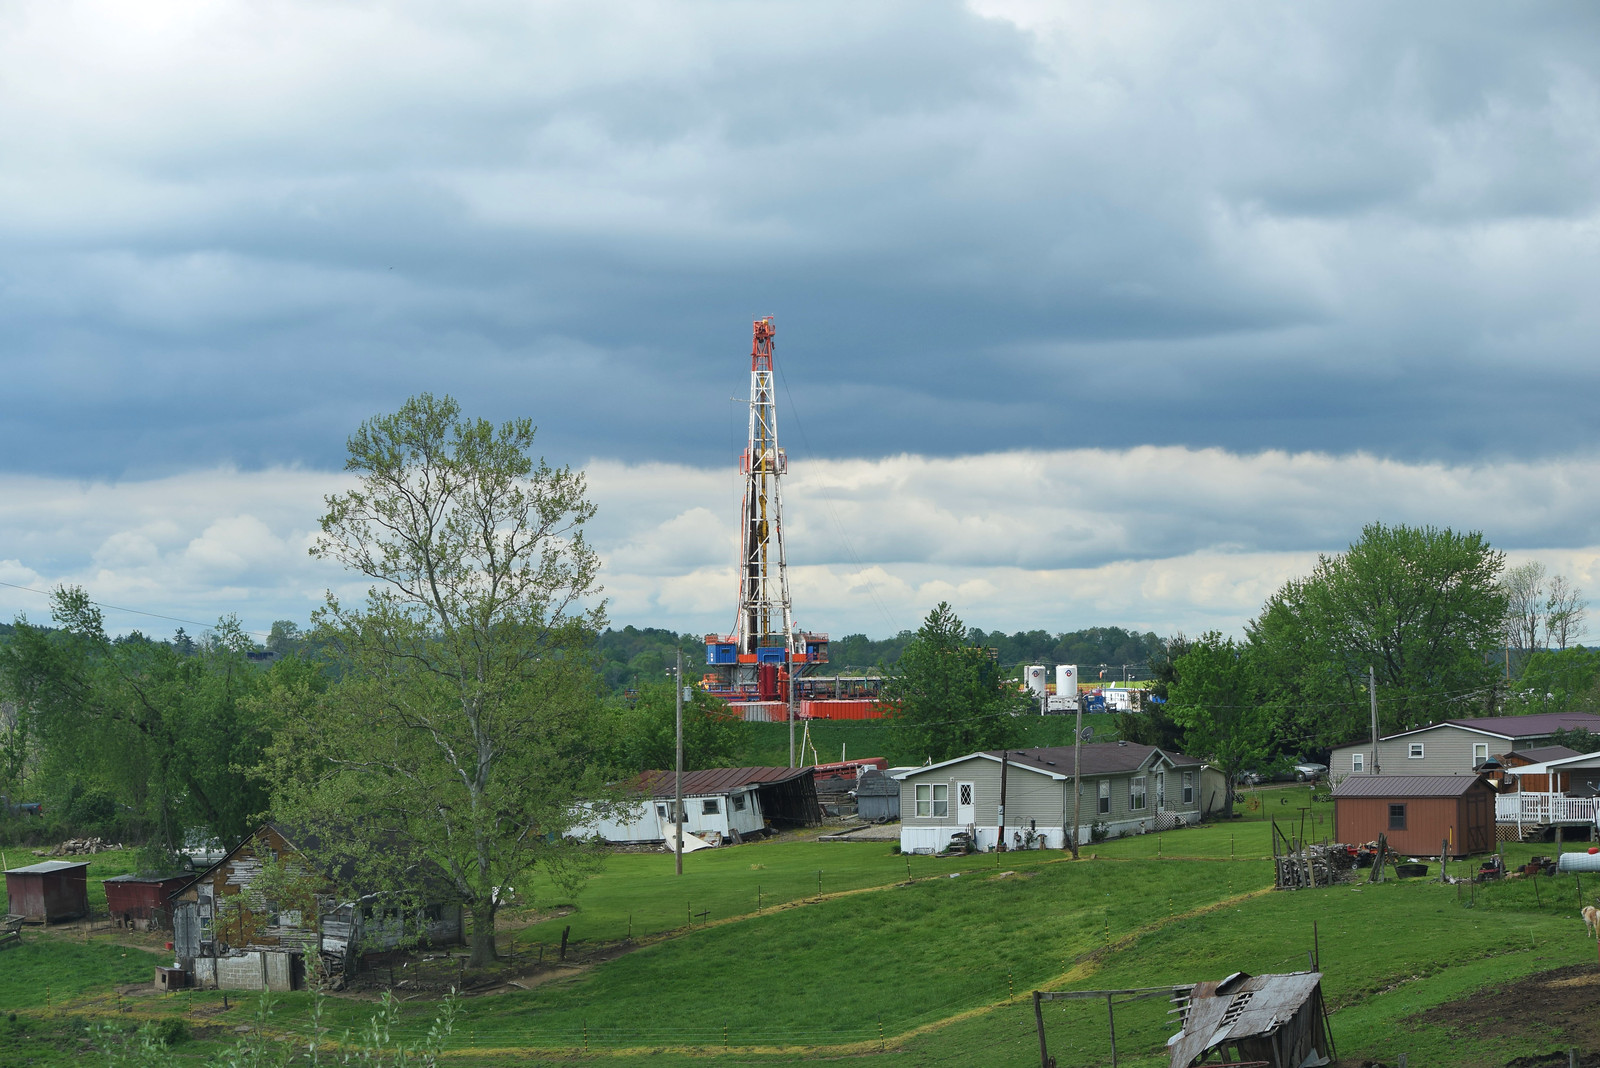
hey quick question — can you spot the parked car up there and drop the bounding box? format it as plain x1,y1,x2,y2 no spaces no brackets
1293,762,1328,781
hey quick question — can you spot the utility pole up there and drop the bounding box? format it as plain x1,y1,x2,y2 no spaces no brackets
1369,665,1380,776
997,750,1009,852
675,649,684,876
1070,701,1083,859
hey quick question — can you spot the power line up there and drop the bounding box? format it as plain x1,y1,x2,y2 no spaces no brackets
0,578,277,641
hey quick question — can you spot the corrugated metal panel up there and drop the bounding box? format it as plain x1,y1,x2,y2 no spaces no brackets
4,861,89,876
631,766,813,799
1332,775,1485,798
801,699,889,720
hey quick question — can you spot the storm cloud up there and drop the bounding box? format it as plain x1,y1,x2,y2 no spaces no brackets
2,2,1597,635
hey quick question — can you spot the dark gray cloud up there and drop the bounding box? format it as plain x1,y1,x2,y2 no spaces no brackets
1,1,1598,480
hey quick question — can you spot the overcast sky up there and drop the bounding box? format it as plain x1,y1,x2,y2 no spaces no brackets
3,1,1598,644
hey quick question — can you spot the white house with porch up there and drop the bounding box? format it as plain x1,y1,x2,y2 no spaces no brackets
1497,750,1600,839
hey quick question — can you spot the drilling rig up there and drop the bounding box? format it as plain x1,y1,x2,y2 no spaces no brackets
702,318,830,711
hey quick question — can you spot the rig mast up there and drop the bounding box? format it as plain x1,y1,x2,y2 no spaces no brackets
736,317,793,656
704,318,830,707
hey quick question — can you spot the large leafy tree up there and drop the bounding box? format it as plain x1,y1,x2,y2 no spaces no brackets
882,602,1027,763
268,393,609,968
1168,633,1268,788
607,679,743,772
1249,523,1506,741
1,590,272,856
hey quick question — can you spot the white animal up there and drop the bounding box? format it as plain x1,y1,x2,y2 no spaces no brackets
1582,904,1599,939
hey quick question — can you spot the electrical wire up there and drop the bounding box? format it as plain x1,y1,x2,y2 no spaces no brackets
0,577,276,640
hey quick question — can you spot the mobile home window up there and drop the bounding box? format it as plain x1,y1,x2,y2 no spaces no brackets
1098,780,1111,814
915,783,948,818
1408,743,1424,759
1182,772,1194,804
702,799,720,815
1352,752,1364,773
1388,803,1407,830
1473,743,1488,764
731,793,747,811
1130,775,1147,811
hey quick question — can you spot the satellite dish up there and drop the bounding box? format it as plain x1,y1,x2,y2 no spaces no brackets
1079,727,1094,741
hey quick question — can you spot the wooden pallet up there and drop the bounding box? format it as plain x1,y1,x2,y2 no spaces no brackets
0,914,23,950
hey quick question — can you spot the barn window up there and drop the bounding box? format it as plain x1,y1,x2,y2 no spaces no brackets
702,799,720,815
1388,803,1407,830
731,793,746,811
1352,752,1364,773
657,804,668,819
1409,743,1424,759
1098,780,1111,814
1182,772,1194,804
1130,776,1147,811
915,784,948,818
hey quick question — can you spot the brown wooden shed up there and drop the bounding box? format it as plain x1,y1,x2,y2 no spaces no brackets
1333,774,1494,857
104,873,192,929
4,860,90,923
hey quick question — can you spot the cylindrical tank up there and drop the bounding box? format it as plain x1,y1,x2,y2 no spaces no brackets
1055,665,1078,703
1557,850,1600,872
1025,666,1047,698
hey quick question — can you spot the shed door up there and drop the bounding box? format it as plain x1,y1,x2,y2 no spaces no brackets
1464,792,1492,854
957,782,975,825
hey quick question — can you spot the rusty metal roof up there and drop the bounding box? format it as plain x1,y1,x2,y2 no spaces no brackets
1169,971,1324,1068
1332,774,1487,798
630,766,812,799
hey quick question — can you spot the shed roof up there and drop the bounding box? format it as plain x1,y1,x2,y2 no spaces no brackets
629,766,812,799
1501,749,1600,778
854,771,899,797
103,873,191,884
1505,745,1583,765
1332,775,1488,798
1169,971,1323,1067
4,861,90,876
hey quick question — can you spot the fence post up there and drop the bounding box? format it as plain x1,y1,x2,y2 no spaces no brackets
879,1015,885,1053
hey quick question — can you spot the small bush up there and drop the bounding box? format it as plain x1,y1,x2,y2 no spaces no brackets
151,1017,190,1047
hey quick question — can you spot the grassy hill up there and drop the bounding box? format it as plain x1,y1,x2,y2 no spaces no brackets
5,820,1598,1066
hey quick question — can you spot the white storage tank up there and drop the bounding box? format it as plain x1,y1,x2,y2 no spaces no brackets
1025,665,1048,698
1055,664,1078,703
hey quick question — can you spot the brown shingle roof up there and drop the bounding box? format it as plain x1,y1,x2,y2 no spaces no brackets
980,743,1167,777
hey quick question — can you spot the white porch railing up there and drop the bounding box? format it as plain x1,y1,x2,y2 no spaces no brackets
1496,792,1600,825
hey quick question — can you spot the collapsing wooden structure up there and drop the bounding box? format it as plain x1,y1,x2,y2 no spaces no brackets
1167,971,1333,1067
3,861,89,923
171,825,463,991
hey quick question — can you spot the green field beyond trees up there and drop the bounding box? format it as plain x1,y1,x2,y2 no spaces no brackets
7,816,1599,1068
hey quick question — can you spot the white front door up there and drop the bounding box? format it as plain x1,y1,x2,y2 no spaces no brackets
957,781,975,825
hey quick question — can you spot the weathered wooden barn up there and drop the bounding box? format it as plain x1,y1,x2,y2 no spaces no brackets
4,861,89,923
1168,971,1332,1068
104,872,191,929
1332,774,1494,857
171,824,463,991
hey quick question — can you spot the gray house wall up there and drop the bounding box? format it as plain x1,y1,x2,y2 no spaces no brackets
1333,726,1537,781
898,753,1202,854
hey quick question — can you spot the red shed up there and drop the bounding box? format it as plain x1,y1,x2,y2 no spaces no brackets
4,860,90,923
1333,774,1494,858
104,873,192,929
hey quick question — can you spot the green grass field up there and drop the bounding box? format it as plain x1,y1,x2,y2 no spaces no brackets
6,821,1600,1066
